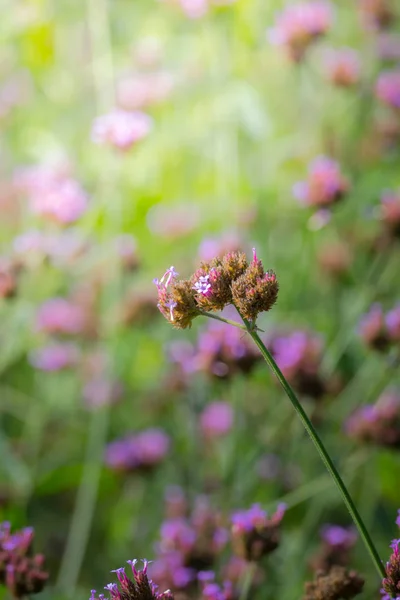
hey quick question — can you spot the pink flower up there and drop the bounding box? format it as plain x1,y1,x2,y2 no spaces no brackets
200,401,234,438
381,189,400,233
29,343,79,371
386,305,400,341
376,70,400,110
268,1,333,61
36,298,86,335
324,48,361,87
293,156,349,208
117,72,174,110
91,109,152,150
105,428,170,472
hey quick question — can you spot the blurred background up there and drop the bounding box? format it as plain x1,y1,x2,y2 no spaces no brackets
1,0,400,599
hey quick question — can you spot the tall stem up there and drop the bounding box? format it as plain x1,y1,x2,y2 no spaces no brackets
242,318,385,580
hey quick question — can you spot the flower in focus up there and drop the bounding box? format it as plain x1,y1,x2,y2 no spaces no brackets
200,401,234,439
36,297,86,335
324,48,361,87
376,70,400,110
14,164,88,225
310,525,357,572
91,109,153,150
293,157,349,209
90,559,174,600
303,566,364,600
345,389,400,448
0,522,48,598
382,538,400,600
268,1,333,62
231,503,286,561
29,343,80,371
105,429,170,473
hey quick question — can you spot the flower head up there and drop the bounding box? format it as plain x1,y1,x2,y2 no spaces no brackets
382,538,400,600
105,429,170,473
231,503,286,561
91,109,153,150
303,566,364,600
293,157,349,209
376,70,400,110
324,48,361,87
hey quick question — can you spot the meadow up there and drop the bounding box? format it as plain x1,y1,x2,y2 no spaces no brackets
1,1,400,599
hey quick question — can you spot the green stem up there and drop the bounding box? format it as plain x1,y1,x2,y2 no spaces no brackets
241,317,385,580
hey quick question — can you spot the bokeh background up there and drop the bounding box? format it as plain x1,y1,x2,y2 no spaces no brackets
1,0,400,599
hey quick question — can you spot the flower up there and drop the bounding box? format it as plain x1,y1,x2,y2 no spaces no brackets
310,525,357,572
376,70,400,110
358,0,395,30
36,297,86,335
231,503,286,561
358,303,388,350
382,538,400,600
91,109,152,150
303,566,364,600
268,1,333,61
105,429,170,473
293,157,349,209
380,189,400,235
117,72,174,110
29,343,80,371
324,48,361,87
0,522,48,598
90,560,174,600
386,305,400,341
345,389,400,448
200,401,234,438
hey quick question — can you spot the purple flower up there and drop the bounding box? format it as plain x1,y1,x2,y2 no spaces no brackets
29,343,80,371
231,504,286,561
320,525,357,549
324,48,361,87
268,1,333,61
376,70,400,110
386,305,400,341
91,109,153,150
192,274,212,296
358,303,388,349
36,298,86,335
200,401,234,438
105,429,170,473
293,156,349,209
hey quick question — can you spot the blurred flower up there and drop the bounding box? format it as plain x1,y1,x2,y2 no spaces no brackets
324,48,361,87
358,303,388,350
29,343,80,371
0,259,18,298
377,33,400,61
164,486,187,519
382,538,400,600
386,305,400,341
36,297,86,335
303,566,364,600
231,503,286,561
113,234,140,271
380,188,400,236
158,0,235,19
358,0,395,30
105,429,170,473
376,70,400,110
268,1,333,62
0,522,48,598
293,157,349,209
318,241,352,278
90,559,174,600
134,36,164,68
198,232,242,263
14,164,88,224
345,389,400,448
82,378,124,409
91,109,153,150
147,203,200,239
310,524,357,572
117,72,174,110
270,330,327,399
200,401,234,439
198,572,234,600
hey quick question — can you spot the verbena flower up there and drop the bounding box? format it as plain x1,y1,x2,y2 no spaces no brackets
382,539,400,600
200,401,234,439
310,525,357,572
358,0,395,30
90,560,174,600
91,109,153,150
324,48,361,87
345,388,400,448
0,522,48,598
231,503,286,561
117,72,174,111
358,303,388,350
268,1,333,62
29,342,80,371
36,297,86,335
105,429,170,473
293,157,349,209
376,70,400,110
303,566,364,600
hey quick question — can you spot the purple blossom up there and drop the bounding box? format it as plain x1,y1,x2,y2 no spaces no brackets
91,109,153,150
320,525,357,549
192,274,212,296
105,429,170,473
36,298,86,335
324,48,361,87
293,156,349,209
386,305,400,341
200,401,234,438
376,70,400,110
29,343,80,371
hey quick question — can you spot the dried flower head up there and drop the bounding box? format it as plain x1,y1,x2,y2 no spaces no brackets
155,267,199,329
231,503,286,561
0,522,48,598
310,525,357,572
90,560,174,600
231,249,278,322
382,539,400,600
303,566,364,600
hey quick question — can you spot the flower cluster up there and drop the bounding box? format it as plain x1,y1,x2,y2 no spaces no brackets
90,560,174,600
303,566,364,600
154,249,278,329
376,70,400,110
382,539,400,600
293,157,349,210
324,48,361,88
310,525,357,572
0,522,48,598
168,316,261,379
345,388,400,448
358,303,400,351
231,503,286,562
268,1,333,61
105,429,170,473
14,164,88,225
